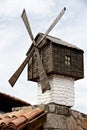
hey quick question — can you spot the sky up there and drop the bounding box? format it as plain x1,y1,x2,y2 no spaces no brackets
0,0,87,113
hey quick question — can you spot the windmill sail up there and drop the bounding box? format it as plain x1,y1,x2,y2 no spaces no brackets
9,7,66,93
21,9,50,92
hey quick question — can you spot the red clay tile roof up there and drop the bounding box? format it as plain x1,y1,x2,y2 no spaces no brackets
0,107,46,130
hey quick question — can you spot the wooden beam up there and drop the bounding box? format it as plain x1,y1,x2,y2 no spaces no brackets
18,112,47,130
28,112,47,130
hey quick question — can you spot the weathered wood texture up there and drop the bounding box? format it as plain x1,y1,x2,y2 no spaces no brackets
52,43,84,80
28,33,84,82
28,112,46,130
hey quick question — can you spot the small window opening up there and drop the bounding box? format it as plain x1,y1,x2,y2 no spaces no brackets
65,55,71,65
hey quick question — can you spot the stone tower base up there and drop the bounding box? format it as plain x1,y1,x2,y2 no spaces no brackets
39,103,87,130
40,103,69,130
38,75,75,107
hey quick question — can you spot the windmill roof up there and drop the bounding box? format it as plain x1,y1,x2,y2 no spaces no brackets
37,33,82,50
27,33,83,55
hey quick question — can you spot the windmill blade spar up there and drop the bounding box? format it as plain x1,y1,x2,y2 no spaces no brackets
9,9,35,87
37,7,66,47
9,47,35,87
21,10,51,92
35,48,51,93
45,7,66,36
21,9,34,41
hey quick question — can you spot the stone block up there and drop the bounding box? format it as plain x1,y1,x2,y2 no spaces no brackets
82,117,87,129
56,105,70,116
43,113,67,129
48,104,56,113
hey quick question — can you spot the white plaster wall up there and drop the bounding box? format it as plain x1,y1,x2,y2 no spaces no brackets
37,75,75,107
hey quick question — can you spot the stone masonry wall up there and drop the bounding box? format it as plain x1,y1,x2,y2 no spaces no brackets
39,103,87,130
38,75,75,107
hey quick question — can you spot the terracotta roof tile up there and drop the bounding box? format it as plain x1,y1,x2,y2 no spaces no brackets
0,107,46,130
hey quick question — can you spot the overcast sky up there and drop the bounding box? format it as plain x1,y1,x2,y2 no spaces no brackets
0,0,87,113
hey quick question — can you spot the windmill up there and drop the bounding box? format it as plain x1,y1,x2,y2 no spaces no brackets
9,7,66,93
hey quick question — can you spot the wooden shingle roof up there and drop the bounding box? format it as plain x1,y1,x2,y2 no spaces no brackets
43,33,81,50
0,107,46,130
26,33,83,55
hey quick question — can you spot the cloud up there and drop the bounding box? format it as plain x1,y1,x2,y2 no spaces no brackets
0,0,56,17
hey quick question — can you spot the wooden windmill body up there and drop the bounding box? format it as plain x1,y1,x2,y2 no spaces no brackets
9,8,84,107
27,33,84,106
27,33,84,81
